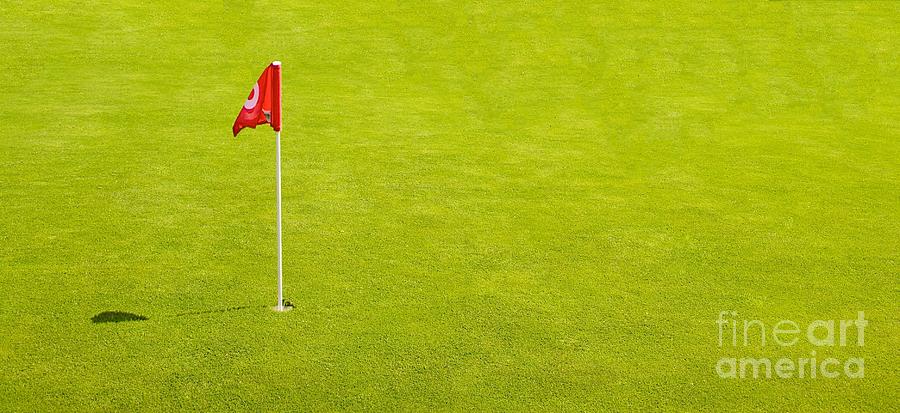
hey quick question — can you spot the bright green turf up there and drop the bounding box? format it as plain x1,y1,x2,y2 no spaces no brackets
1,1,898,411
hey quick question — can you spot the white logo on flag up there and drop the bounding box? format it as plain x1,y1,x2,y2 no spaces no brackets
244,83,260,110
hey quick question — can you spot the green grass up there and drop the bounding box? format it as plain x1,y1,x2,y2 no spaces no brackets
1,1,898,410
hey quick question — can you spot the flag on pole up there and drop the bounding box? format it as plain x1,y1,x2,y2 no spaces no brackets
233,62,282,137
232,61,288,312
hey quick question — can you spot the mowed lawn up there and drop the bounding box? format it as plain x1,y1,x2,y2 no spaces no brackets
1,1,898,411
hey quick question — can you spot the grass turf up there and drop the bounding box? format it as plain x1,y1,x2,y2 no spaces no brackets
1,1,898,410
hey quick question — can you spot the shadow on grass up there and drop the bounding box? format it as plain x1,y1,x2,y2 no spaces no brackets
174,305,264,317
91,311,149,323
91,305,266,323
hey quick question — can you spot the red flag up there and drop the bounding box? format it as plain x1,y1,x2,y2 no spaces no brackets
233,62,282,137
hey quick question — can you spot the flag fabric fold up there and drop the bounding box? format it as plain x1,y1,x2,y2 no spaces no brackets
232,62,282,137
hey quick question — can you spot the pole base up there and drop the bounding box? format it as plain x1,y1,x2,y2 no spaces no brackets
271,305,292,312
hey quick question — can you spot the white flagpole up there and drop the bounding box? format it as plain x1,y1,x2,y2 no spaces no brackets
272,60,284,312
275,129,283,311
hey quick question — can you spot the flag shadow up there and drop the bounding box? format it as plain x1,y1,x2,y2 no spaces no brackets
91,311,149,323
91,305,267,323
